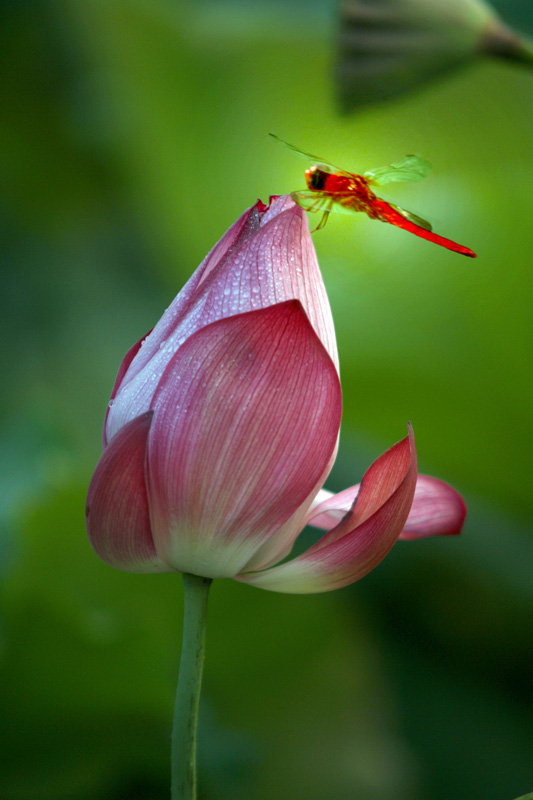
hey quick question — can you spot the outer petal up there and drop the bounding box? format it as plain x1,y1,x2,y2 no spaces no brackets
106,196,337,441
239,427,416,593
86,412,170,572
146,300,341,579
307,475,466,539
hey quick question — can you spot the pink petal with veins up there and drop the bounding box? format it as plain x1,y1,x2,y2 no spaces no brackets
147,300,341,578
86,412,170,572
238,427,416,593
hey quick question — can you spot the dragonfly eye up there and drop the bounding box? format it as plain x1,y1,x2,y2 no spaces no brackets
306,166,326,191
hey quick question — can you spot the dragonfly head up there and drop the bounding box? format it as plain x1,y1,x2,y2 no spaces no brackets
305,166,327,191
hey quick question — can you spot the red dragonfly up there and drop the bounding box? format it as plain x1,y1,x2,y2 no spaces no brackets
271,134,476,258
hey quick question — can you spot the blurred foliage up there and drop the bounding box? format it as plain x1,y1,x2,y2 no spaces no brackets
0,0,532,798
336,0,533,112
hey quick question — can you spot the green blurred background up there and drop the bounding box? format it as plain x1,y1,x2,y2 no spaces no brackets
1,1,532,798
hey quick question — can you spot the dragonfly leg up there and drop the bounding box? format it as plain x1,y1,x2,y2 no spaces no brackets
311,202,333,233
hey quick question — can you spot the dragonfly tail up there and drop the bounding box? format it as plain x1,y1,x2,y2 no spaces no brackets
377,201,476,258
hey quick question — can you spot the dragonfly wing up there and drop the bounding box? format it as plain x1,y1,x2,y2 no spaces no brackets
291,191,357,216
270,134,353,176
364,155,432,185
388,202,433,232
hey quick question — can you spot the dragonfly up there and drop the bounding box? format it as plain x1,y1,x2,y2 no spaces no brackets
270,134,476,258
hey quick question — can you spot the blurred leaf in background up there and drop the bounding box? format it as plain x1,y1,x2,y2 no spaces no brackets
1,0,532,798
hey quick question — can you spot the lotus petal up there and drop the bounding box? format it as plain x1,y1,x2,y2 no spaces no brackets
147,300,341,578
86,412,170,572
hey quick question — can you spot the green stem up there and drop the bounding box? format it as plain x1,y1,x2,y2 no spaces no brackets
171,572,212,800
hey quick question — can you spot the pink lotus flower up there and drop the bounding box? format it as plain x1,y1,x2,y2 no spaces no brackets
86,195,465,593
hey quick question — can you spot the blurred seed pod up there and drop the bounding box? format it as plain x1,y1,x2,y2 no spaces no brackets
337,0,533,111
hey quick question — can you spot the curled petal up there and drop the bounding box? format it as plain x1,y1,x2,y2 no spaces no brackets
239,427,416,593
147,300,342,579
307,474,466,539
399,474,466,539
86,412,170,573
106,196,338,441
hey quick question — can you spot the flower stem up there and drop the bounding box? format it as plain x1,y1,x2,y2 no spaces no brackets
171,572,212,800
